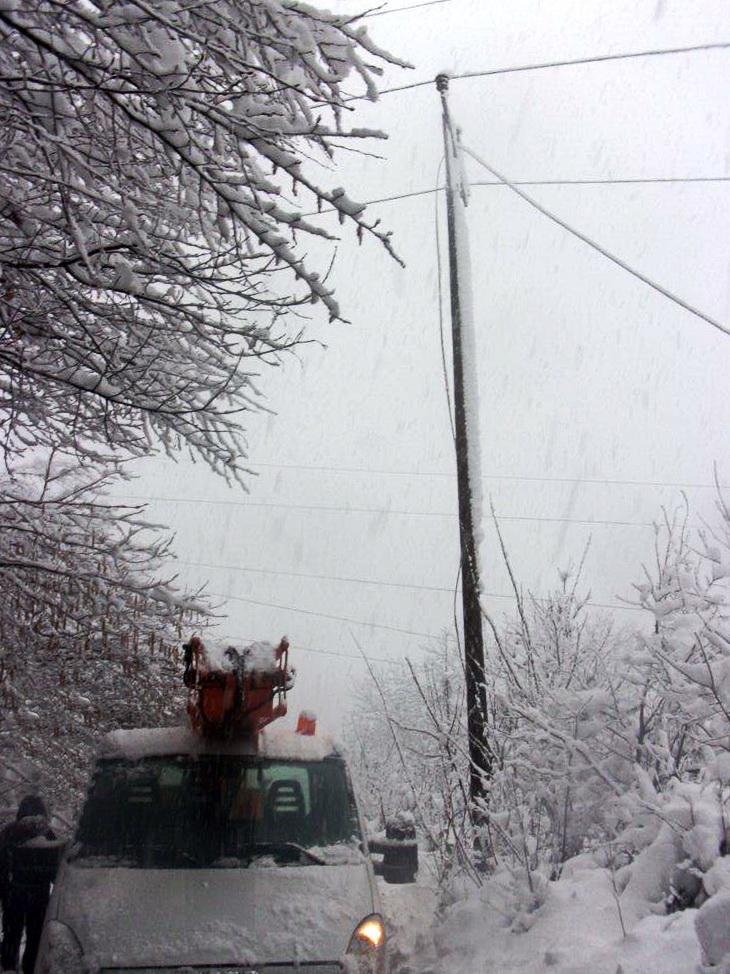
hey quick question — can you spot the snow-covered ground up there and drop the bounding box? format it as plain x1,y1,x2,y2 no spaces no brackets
378,867,438,973
431,859,700,974
382,852,713,974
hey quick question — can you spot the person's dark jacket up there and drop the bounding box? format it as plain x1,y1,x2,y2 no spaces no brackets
0,796,58,900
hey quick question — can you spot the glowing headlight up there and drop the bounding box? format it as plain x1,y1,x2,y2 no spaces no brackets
347,913,386,971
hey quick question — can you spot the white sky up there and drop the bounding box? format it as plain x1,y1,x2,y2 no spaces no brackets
118,0,730,733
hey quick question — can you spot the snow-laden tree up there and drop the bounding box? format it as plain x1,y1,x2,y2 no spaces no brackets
0,610,184,825
0,1,403,812
0,0,403,477
478,556,633,879
0,453,206,818
0,454,204,653
348,546,639,888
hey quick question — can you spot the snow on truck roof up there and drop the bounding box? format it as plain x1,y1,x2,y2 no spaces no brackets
99,726,339,762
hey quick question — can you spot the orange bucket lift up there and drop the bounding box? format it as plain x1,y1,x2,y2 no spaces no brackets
183,635,292,739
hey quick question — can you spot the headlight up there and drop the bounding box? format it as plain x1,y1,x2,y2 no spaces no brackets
346,914,386,972
36,921,85,974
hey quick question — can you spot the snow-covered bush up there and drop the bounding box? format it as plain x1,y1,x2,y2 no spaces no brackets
347,634,474,885
480,539,634,879
350,493,730,913
619,778,725,907
626,495,730,781
348,564,636,888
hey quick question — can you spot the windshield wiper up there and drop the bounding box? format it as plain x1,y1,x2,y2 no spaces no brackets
246,842,326,866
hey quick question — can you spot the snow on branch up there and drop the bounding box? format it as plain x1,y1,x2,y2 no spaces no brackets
0,0,404,481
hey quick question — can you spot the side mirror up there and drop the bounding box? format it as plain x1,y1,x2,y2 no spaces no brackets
368,816,418,884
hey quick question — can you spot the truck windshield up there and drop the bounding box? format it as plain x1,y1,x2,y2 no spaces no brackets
73,755,362,868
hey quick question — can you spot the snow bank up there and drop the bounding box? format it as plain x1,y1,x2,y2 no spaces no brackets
418,855,702,974
621,779,725,908
696,892,730,967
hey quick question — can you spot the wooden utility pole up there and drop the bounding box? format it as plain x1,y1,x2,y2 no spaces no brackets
436,74,492,809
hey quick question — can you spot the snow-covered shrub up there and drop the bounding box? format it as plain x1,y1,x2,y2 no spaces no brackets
346,634,474,886
619,779,725,910
696,893,730,970
348,564,637,889
626,497,730,782
480,535,635,878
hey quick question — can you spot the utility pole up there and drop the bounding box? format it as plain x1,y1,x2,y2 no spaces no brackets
435,74,492,810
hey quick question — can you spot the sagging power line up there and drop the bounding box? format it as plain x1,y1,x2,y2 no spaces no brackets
462,144,729,336
177,558,645,614
175,459,730,491
210,591,439,640
304,176,730,218
363,41,730,99
118,493,654,528
360,0,451,17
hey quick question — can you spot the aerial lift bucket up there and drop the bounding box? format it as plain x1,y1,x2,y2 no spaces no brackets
183,635,292,740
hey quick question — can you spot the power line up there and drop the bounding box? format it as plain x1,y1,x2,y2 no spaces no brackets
489,176,730,187
303,176,730,217
361,0,451,17
185,559,453,593
187,460,729,491
209,591,440,640
362,41,730,99
463,144,729,337
120,493,654,527
178,558,645,613
453,41,730,83
209,590,645,649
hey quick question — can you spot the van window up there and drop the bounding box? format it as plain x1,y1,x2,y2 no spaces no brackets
73,755,361,868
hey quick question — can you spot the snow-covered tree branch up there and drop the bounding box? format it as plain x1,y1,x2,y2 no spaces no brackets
0,0,405,479
0,452,209,812
0,1,405,808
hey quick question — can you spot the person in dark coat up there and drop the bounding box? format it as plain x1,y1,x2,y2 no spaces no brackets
0,795,60,974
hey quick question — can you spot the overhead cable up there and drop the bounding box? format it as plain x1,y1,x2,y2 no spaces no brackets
120,493,653,527
462,144,729,338
210,591,645,645
210,591,440,640
221,460,729,490
303,176,730,217
178,558,645,613
362,41,730,99
361,0,450,17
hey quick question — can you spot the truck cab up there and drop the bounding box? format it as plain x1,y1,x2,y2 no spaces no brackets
36,725,388,973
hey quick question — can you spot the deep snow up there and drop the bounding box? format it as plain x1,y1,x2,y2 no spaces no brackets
383,852,713,974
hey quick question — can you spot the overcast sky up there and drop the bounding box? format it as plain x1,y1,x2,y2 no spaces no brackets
117,0,730,732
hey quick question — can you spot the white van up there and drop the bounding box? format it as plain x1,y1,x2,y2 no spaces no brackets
35,724,405,974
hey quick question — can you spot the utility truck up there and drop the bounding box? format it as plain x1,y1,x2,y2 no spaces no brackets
35,636,416,974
